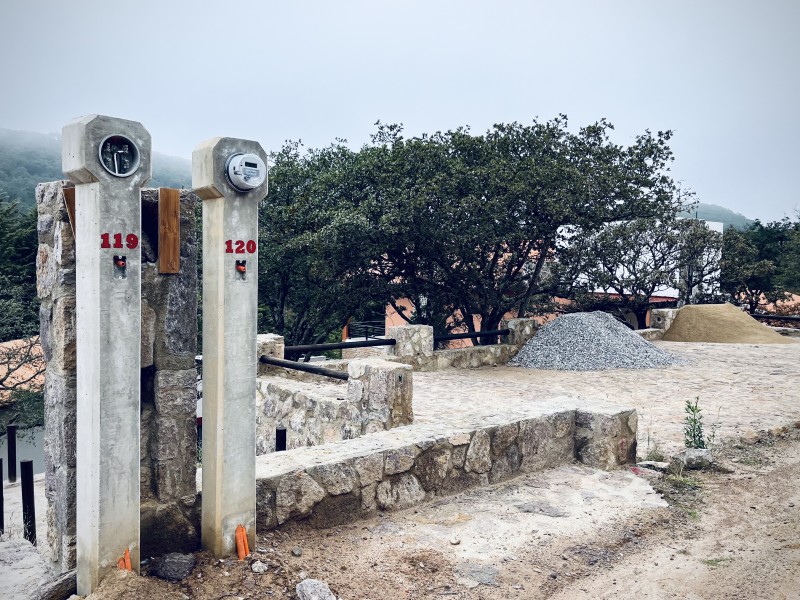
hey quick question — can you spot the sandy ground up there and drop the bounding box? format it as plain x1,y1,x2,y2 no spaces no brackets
11,340,800,599
86,427,800,600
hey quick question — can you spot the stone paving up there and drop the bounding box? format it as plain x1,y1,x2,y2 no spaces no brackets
412,340,800,455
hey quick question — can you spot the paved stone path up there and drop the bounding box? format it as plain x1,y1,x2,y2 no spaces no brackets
413,341,800,455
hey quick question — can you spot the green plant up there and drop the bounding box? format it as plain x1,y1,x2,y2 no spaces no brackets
684,397,716,449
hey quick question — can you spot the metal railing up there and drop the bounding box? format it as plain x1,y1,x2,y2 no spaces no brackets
260,355,350,381
346,320,385,340
433,328,510,344
750,314,800,323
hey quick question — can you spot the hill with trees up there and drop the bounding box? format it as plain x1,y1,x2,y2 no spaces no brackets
0,127,191,209
680,202,753,231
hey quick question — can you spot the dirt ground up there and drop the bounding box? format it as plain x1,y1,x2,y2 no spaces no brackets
88,424,800,600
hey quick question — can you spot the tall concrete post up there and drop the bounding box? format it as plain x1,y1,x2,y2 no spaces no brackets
193,138,268,556
62,115,151,593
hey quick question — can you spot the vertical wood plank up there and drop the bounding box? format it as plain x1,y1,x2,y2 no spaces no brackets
158,188,181,273
63,186,76,236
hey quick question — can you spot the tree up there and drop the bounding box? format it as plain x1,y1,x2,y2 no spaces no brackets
557,216,684,329
675,218,723,305
354,119,686,341
719,219,796,313
257,141,383,348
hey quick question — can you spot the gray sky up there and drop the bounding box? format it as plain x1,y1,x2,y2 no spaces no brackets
1,0,798,221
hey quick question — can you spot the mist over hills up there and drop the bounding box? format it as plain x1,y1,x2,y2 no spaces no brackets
0,127,755,231
0,128,191,209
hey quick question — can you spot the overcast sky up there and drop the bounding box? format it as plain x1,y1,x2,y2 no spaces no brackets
1,0,798,221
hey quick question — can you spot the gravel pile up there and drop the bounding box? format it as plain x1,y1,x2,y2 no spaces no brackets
510,311,685,371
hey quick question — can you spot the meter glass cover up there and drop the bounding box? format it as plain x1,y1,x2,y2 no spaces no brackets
98,135,141,177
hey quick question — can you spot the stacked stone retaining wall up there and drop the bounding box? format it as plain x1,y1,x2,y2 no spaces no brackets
252,401,636,531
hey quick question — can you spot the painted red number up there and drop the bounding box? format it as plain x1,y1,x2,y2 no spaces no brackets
225,239,256,254
101,232,138,249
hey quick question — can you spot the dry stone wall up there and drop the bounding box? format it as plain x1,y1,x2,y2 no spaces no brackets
254,404,636,530
256,357,413,453
37,182,200,569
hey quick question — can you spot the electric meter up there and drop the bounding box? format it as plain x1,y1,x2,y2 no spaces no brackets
225,153,267,192
98,134,140,177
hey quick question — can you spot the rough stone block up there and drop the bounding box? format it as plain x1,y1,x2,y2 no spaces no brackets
347,357,413,430
310,462,358,496
651,308,679,331
257,334,285,375
140,499,200,557
154,369,197,416
491,423,519,457
575,409,637,469
414,445,452,490
376,473,425,510
384,446,417,475
354,453,384,485
386,324,434,358
501,317,538,347
141,301,156,368
275,471,327,524
465,430,491,474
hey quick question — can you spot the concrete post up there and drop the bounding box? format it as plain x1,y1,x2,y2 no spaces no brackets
62,115,151,593
193,137,268,557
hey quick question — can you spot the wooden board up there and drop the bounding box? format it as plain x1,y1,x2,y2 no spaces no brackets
63,186,76,236
158,188,180,273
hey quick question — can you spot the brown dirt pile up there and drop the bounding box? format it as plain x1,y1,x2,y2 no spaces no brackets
662,303,796,344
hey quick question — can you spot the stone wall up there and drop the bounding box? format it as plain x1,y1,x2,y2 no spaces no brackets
37,182,200,569
253,403,637,530
37,181,77,572
255,357,413,454
385,319,539,372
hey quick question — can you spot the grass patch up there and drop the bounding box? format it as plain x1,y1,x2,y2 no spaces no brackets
701,557,733,568
665,473,702,491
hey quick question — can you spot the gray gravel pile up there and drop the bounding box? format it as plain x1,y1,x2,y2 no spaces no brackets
510,311,685,371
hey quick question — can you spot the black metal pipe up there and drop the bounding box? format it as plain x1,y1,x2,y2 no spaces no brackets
433,328,511,342
0,458,4,535
751,314,800,323
260,355,350,381
21,459,35,545
283,338,396,354
6,425,17,483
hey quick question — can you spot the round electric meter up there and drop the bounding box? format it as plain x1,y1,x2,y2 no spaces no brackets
98,134,141,177
225,153,267,192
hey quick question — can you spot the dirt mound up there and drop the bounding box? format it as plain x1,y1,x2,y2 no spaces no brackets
662,304,796,344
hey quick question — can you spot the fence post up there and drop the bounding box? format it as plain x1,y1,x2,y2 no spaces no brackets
0,458,4,535
21,459,35,545
7,425,17,483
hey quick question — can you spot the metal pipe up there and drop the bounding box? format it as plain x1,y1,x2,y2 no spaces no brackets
6,425,17,483
259,355,349,381
433,328,511,342
21,460,35,545
750,314,800,323
283,338,396,354
0,458,4,535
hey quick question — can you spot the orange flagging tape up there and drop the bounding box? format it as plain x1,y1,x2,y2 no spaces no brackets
118,548,133,571
236,524,250,560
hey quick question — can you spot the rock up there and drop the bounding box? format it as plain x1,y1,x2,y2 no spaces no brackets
251,560,269,573
450,537,461,546
275,471,327,524
465,430,491,474
310,463,357,496
36,569,77,600
151,552,196,581
292,547,303,557
376,473,426,510
671,448,714,471
296,578,336,600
